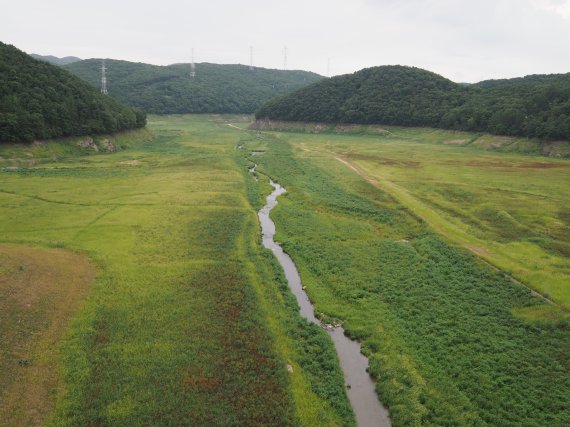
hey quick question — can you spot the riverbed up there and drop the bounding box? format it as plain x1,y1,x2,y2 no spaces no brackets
258,179,391,427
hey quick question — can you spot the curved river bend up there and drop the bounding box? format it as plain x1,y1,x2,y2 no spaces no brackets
258,179,391,427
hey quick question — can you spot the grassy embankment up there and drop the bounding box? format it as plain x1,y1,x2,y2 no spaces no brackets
0,116,353,426
245,125,570,426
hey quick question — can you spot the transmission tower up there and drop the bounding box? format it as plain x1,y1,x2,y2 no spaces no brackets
250,46,254,70
283,46,287,70
100,60,108,95
190,48,196,78
327,57,330,78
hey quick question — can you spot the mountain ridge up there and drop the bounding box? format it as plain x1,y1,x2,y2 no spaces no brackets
64,59,323,114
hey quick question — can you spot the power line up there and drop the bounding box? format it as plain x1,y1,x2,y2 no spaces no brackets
190,48,196,78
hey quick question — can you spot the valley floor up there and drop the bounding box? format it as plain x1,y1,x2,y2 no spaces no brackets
0,118,353,426
245,120,570,425
0,115,568,426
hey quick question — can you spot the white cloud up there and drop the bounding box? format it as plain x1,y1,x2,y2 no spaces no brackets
531,0,570,19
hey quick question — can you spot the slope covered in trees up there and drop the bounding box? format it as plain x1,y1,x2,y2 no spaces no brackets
30,54,82,65
64,59,323,114
256,65,570,140
0,43,146,143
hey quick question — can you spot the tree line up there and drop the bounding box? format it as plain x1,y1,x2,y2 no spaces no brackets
256,65,570,140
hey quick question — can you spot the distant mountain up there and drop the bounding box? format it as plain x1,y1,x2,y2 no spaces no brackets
474,73,570,89
0,42,145,143
64,59,323,114
255,65,570,140
30,53,82,65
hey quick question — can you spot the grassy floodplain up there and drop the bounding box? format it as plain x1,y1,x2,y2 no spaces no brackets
254,125,570,311
336,126,570,311
0,116,353,426
246,125,570,425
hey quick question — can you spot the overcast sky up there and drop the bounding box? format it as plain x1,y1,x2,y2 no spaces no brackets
2,0,569,82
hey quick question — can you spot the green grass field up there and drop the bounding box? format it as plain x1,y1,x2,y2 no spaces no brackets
345,130,570,311
1,115,569,426
247,125,570,426
0,116,353,426
269,127,570,312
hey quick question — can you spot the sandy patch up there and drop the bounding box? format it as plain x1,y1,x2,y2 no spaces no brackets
118,160,143,166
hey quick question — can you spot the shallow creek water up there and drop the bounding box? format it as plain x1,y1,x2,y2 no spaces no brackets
258,179,391,427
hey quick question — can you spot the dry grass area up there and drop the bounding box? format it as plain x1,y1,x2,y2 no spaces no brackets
0,244,95,427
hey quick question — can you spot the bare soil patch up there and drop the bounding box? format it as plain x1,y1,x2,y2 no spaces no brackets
443,159,569,169
0,245,96,426
344,152,420,168
518,162,570,169
442,139,468,145
118,160,143,166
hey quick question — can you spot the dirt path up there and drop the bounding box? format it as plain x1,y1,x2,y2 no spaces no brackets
226,123,246,131
334,156,379,185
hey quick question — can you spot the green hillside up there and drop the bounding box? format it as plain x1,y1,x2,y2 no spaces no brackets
0,43,145,143
256,65,570,140
65,59,323,114
444,73,570,139
30,54,82,65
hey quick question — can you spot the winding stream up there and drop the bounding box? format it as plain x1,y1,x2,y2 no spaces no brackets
258,179,391,427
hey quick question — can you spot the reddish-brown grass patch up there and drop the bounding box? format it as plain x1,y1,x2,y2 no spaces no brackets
0,245,96,426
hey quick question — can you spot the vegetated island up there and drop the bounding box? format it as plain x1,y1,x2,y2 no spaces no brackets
255,65,570,143
64,59,323,114
0,42,146,143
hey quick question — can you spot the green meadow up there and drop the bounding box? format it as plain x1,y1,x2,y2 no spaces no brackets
248,125,570,426
340,126,570,310
1,115,569,426
0,116,353,426
267,126,570,311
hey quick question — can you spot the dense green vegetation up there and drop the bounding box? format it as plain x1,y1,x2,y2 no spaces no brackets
2,113,568,425
255,65,570,140
0,42,146,143
444,73,570,139
247,124,570,304
65,59,322,114
0,115,353,426
247,126,570,426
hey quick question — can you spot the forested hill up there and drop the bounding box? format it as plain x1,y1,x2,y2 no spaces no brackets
30,54,82,65
0,42,146,143
64,59,323,114
255,65,570,140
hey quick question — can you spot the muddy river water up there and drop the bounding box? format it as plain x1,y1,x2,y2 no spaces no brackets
258,179,391,427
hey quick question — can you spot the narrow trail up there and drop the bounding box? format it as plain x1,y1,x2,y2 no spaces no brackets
226,123,246,131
